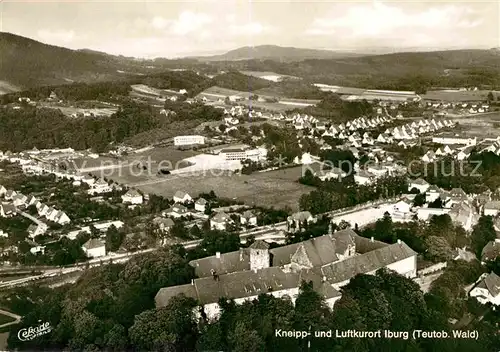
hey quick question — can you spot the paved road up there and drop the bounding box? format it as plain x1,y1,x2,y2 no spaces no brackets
0,309,21,329
1,199,400,288
18,211,46,227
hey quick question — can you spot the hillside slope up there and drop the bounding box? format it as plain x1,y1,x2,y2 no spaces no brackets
0,32,163,90
193,45,362,62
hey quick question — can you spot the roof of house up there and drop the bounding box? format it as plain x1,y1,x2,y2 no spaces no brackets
450,188,467,198
481,240,500,262
83,238,105,250
288,211,313,222
124,189,141,197
475,272,500,298
156,266,335,307
411,178,429,186
211,212,230,223
241,210,256,219
321,241,417,284
174,191,190,199
1,203,16,213
250,240,270,250
189,249,251,277
195,198,207,205
153,217,175,227
484,201,500,210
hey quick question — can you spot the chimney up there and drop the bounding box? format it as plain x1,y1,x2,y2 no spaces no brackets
397,239,401,244
216,251,221,259
370,237,374,242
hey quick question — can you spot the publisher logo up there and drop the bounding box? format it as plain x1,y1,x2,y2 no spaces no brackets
17,322,52,341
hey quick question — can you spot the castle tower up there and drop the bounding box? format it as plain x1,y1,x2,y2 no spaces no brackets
249,240,270,271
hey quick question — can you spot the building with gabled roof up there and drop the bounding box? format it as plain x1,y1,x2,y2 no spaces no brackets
82,238,106,258
173,191,192,204
155,228,417,320
469,272,500,305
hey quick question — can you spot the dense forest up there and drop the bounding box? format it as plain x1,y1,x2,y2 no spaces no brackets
0,99,223,152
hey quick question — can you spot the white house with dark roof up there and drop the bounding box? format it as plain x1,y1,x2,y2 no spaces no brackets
287,211,316,230
354,170,375,185
469,272,500,305
425,185,442,203
240,210,257,226
163,204,190,218
408,178,430,193
121,189,143,205
155,229,417,320
82,238,106,258
481,238,500,263
195,198,208,213
173,191,192,204
210,212,231,230
0,203,16,217
152,217,175,235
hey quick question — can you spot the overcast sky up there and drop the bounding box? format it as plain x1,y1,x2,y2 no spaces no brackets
1,0,499,58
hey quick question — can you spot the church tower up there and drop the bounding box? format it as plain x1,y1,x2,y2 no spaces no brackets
249,240,270,271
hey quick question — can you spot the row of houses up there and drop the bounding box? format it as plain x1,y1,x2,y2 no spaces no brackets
378,119,455,143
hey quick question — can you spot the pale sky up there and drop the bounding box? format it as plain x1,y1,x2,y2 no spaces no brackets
1,0,499,58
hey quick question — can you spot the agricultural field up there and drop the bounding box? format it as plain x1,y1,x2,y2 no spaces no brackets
102,161,312,211
37,102,118,118
451,112,500,138
421,89,496,102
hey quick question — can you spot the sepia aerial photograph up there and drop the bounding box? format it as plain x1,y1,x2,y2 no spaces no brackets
0,0,499,350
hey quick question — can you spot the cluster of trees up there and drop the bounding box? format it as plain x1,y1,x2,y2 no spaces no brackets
412,152,500,194
299,173,408,214
0,101,164,152
289,93,374,122
6,265,499,351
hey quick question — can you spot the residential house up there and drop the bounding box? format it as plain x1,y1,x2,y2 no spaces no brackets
393,200,412,215
0,185,7,197
469,272,500,305
30,246,46,255
481,238,500,263
449,202,476,231
287,211,316,230
121,189,143,205
173,191,193,204
87,179,112,195
425,185,442,203
354,170,375,185
366,164,388,178
4,190,17,200
317,167,347,181
456,146,474,161
484,201,500,216
153,217,175,234
195,198,208,213
0,203,16,217
210,212,231,230
53,211,71,225
82,238,106,258
408,178,430,193
421,151,436,163
27,223,48,238
163,204,190,218
12,193,28,207
240,210,257,227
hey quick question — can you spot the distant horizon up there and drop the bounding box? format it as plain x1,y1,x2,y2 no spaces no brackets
1,31,496,61
1,0,498,58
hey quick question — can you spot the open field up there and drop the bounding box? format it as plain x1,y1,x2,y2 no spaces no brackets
103,162,312,211
450,112,500,138
87,147,197,182
421,90,495,102
0,80,20,95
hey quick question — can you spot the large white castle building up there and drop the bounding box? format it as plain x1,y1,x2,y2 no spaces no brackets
155,228,417,320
